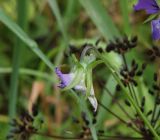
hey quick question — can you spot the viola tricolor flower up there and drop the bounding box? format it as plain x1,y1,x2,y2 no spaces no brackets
55,67,98,111
134,0,160,40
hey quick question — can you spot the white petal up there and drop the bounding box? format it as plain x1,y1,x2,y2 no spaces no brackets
88,87,98,111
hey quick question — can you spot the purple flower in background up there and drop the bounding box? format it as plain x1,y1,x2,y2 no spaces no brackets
151,19,160,40
134,0,160,14
55,67,98,111
134,0,160,40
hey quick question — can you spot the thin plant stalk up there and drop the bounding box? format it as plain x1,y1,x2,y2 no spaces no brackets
92,47,160,139
102,58,160,139
0,67,53,82
0,10,54,71
8,0,28,118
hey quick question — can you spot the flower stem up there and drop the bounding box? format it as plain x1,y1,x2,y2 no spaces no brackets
91,46,160,139
8,0,28,118
93,48,160,140
102,56,160,140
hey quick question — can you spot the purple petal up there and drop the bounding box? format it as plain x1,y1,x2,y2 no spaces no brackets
151,19,160,40
55,67,73,88
134,0,160,14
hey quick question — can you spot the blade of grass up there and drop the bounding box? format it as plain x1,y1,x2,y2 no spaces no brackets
0,67,53,82
119,0,131,35
48,0,69,65
8,0,28,118
0,9,54,70
63,0,80,29
48,0,69,46
79,0,120,41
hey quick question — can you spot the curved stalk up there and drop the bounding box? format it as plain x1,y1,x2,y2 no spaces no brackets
83,46,160,139
100,55,160,140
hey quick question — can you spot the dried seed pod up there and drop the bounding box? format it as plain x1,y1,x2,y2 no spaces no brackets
98,130,104,134
116,84,121,91
141,97,145,107
124,100,131,107
136,71,143,76
97,48,103,53
131,59,136,66
146,110,153,116
153,84,160,90
148,90,154,95
92,118,97,124
154,73,158,81
106,43,115,52
106,36,137,54
81,112,90,126
132,79,138,86
142,63,147,70
131,36,138,43
129,70,135,77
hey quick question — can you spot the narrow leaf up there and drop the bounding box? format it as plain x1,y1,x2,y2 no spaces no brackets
79,0,120,41
0,9,54,70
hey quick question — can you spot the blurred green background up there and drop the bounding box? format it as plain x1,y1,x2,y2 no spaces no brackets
0,0,158,139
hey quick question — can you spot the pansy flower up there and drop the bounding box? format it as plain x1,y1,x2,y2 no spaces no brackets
55,67,98,111
134,0,160,40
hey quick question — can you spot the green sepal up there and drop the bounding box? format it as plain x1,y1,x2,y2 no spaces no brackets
86,68,92,99
85,60,103,99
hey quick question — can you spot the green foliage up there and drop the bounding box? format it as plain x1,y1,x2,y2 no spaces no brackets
0,0,159,140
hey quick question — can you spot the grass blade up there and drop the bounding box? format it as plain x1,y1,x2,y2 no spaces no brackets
8,0,28,118
0,9,54,70
119,0,131,35
0,67,53,82
48,0,69,65
48,0,69,46
79,0,120,41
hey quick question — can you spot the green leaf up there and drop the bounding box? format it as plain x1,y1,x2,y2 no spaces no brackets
85,60,103,98
0,67,53,81
119,0,131,35
8,0,28,118
48,0,69,46
96,75,117,129
79,0,120,41
86,68,92,98
143,14,158,24
48,0,69,67
0,9,54,70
